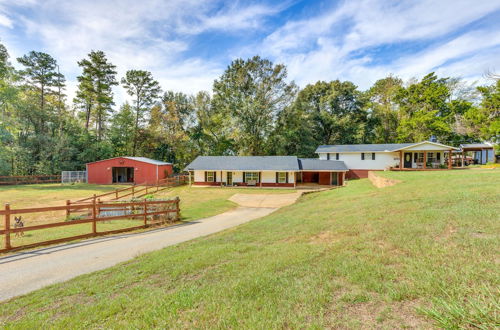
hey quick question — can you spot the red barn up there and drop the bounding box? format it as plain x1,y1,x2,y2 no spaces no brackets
86,157,173,185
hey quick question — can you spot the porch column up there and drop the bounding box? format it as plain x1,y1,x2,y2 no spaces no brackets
462,151,465,168
342,172,346,186
188,171,192,186
448,150,452,169
221,171,223,187
423,151,427,169
260,171,262,187
399,150,403,169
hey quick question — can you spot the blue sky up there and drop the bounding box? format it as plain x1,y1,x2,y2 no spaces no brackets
1,0,500,103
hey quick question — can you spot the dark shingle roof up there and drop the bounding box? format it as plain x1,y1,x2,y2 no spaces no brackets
315,143,415,153
298,159,348,171
184,156,300,171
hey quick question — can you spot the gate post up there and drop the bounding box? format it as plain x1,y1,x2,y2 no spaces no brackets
92,198,97,235
143,199,148,227
66,200,71,219
4,204,11,250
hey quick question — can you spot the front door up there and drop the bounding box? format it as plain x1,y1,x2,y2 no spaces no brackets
331,172,338,186
403,152,412,168
227,172,233,185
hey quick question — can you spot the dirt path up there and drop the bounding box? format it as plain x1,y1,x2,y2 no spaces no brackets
0,192,302,302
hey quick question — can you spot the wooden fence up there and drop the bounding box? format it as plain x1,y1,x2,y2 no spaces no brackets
0,175,62,185
0,198,180,253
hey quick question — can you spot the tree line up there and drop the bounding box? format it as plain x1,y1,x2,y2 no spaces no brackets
0,41,498,175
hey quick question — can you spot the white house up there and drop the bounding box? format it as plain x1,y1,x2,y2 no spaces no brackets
316,141,459,178
184,141,462,186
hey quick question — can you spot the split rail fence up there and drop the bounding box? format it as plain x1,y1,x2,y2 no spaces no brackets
0,197,180,253
0,175,61,185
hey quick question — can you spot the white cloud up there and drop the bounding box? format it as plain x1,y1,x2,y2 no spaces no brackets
0,13,12,28
258,0,500,89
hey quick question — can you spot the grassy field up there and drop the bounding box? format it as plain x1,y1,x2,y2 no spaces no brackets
0,183,293,249
0,170,499,328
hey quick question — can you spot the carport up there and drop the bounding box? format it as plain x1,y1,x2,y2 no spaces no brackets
297,158,348,186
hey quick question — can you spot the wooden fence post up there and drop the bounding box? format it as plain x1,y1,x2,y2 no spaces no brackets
4,204,11,250
175,197,180,221
97,198,101,217
115,189,118,199
92,198,97,235
132,185,135,198
66,200,71,219
143,199,148,227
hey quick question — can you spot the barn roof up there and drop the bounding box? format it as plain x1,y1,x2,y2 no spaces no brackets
86,156,171,166
298,158,348,171
184,156,300,171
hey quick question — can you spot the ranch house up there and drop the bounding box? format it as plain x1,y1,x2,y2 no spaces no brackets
184,156,348,188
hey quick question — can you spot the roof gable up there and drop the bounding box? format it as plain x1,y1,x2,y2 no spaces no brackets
87,156,171,166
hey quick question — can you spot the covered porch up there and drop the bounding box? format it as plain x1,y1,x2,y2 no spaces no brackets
391,141,458,171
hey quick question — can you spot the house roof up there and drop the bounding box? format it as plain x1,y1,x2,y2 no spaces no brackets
184,156,300,171
298,159,348,171
87,156,171,166
315,143,414,153
460,143,494,149
316,141,459,153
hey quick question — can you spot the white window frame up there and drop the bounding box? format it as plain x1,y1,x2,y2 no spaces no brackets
427,152,436,163
206,171,215,182
245,172,259,182
277,172,287,183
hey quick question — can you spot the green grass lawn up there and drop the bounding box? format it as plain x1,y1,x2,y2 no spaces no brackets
0,170,498,328
0,184,292,249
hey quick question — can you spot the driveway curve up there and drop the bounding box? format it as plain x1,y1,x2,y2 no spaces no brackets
0,192,302,301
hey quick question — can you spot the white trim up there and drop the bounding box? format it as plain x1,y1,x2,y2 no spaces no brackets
395,141,459,151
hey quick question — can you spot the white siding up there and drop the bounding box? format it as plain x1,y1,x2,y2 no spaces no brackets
193,170,205,182
193,170,296,183
333,152,399,170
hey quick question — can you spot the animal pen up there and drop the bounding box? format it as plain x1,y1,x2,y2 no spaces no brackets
0,175,188,253
0,197,181,253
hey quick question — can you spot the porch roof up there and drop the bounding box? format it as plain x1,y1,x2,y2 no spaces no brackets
298,158,348,171
184,156,300,171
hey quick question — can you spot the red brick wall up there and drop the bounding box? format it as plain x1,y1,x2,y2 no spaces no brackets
347,169,374,179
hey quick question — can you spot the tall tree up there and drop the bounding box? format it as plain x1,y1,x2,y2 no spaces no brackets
17,51,64,115
109,102,135,156
212,56,297,155
465,78,500,143
367,76,403,143
292,80,369,148
74,50,118,139
395,73,452,143
121,70,161,155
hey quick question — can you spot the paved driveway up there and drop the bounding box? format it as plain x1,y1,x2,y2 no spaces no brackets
0,192,302,301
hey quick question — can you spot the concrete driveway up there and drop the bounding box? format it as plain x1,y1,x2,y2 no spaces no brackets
228,192,302,208
0,192,301,302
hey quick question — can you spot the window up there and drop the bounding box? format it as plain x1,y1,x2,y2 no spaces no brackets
336,153,339,160
415,153,424,163
427,152,436,163
361,153,365,160
277,172,287,183
372,153,376,160
206,171,215,182
245,172,259,183
327,153,330,160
